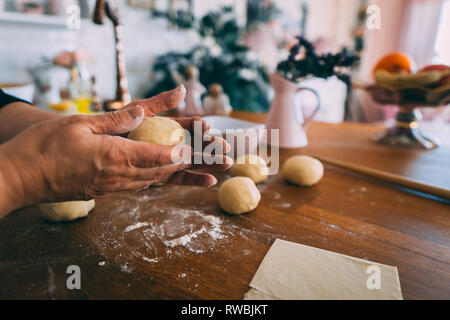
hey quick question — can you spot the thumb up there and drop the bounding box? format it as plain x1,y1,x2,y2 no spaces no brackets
90,105,144,135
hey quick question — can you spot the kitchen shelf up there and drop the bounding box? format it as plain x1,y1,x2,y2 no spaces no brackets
0,11,87,28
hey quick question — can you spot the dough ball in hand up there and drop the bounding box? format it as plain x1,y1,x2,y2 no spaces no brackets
282,155,323,186
218,177,261,215
38,200,95,222
128,116,185,146
230,154,269,183
128,116,185,187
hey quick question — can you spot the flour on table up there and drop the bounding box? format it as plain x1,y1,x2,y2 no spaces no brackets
121,263,133,273
142,257,159,263
87,187,234,280
124,221,149,232
142,208,228,254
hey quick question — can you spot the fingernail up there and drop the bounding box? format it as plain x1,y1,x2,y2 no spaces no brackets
177,84,186,93
207,177,218,188
128,106,143,120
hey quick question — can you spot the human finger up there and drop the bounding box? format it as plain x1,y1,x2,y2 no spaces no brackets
125,85,186,116
191,153,233,171
111,136,191,168
172,116,210,135
167,170,217,187
86,105,144,135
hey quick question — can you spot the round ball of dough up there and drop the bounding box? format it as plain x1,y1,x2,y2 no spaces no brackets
218,177,261,215
282,155,324,186
38,200,95,222
128,116,185,146
230,154,269,183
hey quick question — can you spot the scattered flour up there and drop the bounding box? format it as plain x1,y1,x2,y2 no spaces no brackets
121,263,133,273
142,209,228,254
89,188,232,275
269,202,291,208
163,226,208,250
142,257,159,263
124,221,149,233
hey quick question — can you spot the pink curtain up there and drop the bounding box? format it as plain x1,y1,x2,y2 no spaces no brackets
399,0,443,69
356,0,444,122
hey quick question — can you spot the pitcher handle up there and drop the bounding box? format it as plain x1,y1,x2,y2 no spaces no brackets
295,87,321,129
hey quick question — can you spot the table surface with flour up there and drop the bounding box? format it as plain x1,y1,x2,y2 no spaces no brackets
0,111,449,299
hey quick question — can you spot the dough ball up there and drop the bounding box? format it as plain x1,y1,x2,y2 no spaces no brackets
218,177,261,215
230,154,269,183
128,116,185,146
282,155,324,186
38,200,95,222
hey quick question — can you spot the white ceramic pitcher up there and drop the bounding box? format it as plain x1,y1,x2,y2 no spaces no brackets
265,72,321,148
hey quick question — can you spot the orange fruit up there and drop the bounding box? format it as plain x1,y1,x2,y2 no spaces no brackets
373,53,416,76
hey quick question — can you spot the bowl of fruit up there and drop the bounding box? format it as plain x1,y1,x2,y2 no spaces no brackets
355,53,450,150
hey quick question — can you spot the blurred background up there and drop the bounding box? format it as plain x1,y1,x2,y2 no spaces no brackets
0,0,449,123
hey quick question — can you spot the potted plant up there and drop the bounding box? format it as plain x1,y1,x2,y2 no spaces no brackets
266,36,358,148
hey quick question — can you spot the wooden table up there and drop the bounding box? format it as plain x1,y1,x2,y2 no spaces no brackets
0,111,449,299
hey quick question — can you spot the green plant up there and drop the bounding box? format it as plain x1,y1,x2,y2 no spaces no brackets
246,0,280,31
146,6,270,112
277,36,359,85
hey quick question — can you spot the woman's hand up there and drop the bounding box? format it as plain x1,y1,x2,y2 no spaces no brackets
0,85,231,217
123,85,232,185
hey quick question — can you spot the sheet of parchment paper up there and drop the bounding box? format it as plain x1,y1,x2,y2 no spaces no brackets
244,288,279,300
245,239,403,300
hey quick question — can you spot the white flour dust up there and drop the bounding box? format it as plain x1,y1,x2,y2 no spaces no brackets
124,222,149,233
258,184,291,208
142,257,159,263
121,263,133,273
141,208,228,254
90,187,233,273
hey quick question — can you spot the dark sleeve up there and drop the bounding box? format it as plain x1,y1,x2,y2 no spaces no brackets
0,89,32,109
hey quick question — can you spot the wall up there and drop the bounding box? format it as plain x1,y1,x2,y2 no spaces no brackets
0,0,236,100
304,0,359,51
0,0,360,106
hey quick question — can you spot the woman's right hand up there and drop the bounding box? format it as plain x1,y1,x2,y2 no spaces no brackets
0,86,231,218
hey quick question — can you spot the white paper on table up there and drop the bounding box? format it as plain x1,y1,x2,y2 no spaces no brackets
245,239,403,300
